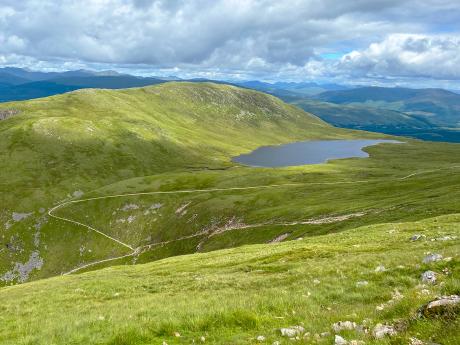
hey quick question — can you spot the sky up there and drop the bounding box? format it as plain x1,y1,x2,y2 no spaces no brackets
0,0,459,87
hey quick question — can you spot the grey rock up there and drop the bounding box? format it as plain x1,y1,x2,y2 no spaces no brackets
356,281,368,287
372,324,396,339
375,265,386,272
335,335,348,345
332,321,357,332
410,234,424,241
423,253,443,264
419,295,460,318
280,326,304,337
421,271,437,284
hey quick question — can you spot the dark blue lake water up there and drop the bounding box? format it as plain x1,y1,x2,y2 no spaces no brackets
233,139,401,167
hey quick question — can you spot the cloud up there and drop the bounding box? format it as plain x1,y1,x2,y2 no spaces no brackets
338,34,460,80
0,0,459,85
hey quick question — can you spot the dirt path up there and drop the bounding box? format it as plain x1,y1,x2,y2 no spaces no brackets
48,166,460,275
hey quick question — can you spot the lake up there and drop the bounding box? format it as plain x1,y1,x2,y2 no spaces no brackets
233,139,401,167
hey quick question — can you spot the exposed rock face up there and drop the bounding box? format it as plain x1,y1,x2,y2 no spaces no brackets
419,295,460,318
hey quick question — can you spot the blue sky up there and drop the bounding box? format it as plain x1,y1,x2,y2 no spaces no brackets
0,0,459,87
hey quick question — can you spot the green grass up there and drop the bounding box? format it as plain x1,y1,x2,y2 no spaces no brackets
0,81,459,344
0,82,376,283
0,213,458,344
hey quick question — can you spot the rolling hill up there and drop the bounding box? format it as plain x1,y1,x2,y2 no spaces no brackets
0,82,459,344
1,82,356,282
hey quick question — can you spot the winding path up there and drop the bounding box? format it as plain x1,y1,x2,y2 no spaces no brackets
48,166,460,275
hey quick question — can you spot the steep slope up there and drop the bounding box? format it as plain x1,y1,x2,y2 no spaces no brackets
1,82,459,287
0,213,458,344
0,82,356,283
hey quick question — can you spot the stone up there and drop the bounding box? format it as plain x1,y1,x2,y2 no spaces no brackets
419,295,460,318
256,335,266,341
173,332,181,337
349,341,365,345
410,234,424,241
356,281,368,287
320,331,330,337
280,325,304,337
375,265,386,272
421,270,437,284
422,253,443,264
335,335,348,345
409,338,424,345
272,342,280,345
200,336,206,342
332,321,357,332
372,324,396,339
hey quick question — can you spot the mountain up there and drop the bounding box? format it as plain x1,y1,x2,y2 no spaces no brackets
0,72,31,86
45,75,164,88
316,87,460,127
0,68,166,101
1,82,459,345
291,98,432,130
237,80,350,96
0,82,349,283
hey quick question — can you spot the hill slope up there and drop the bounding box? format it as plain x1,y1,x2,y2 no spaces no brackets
0,82,356,283
0,213,458,344
1,82,459,288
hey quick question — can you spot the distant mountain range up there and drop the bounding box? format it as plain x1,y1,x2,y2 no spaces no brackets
268,86,460,142
1,67,459,142
0,68,164,102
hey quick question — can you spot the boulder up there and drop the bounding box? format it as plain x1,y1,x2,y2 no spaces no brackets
419,295,460,318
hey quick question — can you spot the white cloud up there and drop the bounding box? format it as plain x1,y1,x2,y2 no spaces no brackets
338,34,460,80
0,0,459,85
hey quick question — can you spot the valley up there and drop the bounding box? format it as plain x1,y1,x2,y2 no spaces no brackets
0,82,459,344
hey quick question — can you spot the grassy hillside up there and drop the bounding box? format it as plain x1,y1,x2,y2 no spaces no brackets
0,213,458,344
0,82,362,283
1,81,460,344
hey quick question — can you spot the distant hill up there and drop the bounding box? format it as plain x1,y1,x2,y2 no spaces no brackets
291,98,431,130
236,80,349,96
0,68,166,102
315,86,460,127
